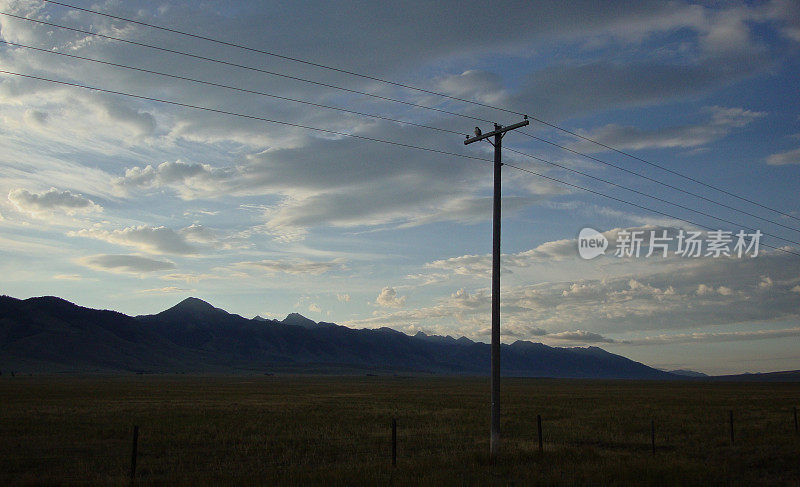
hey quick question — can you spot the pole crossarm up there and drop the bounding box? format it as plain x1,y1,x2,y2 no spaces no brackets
464,119,529,145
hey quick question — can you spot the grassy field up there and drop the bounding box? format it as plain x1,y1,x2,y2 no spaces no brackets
1,375,799,486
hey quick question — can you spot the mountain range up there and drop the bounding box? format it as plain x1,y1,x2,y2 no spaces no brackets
0,295,701,378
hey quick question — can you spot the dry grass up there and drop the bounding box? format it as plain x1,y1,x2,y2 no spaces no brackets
1,375,799,486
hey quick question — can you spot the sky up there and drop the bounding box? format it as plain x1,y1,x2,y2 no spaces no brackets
0,0,799,374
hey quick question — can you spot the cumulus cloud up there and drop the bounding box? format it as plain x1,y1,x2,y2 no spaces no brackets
8,188,102,216
78,254,175,274
422,226,670,280
375,287,407,308
70,225,199,255
352,244,800,342
337,293,351,302
116,160,231,198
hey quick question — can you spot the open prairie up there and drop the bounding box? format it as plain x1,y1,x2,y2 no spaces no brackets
1,375,799,486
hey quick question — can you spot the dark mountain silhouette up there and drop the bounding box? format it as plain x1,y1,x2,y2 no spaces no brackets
282,312,337,329
710,370,800,382
0,295,202,372
668,369,708,377
1,294,677,378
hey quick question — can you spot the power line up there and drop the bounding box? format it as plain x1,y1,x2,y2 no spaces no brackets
39,0,799,225
0,39,466,137
513,131,800,235
8,8,797,230
502,161,800,258
518,126,800,225
41,0,527,119
0,12,494,124
11,24,796,243
1,67,796,258
503,147,800,248
0,69,488,163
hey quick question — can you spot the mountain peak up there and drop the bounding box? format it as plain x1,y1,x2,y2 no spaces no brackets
159,298,227,315
172,297,217,312
282,312,318,329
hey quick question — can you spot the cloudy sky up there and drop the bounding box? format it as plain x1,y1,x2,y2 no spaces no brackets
1,0,799,374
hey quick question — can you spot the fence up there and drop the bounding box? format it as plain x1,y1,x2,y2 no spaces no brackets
4,405,798,484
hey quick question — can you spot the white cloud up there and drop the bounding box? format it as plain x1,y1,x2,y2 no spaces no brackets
70,225,198,255
570,106,766,153
375,287,407,308
352,242,800,342
161,272,229,283
337,293,351,302
547,330,616,343
232,258,345,275
436,70,506,105
766,147,800,165
623,327,800,346
52,274,82,281
116,160,232,198
78,254,175,274
137,286,191,294
308,303,321,313
421,226,673,280
8,187,102,216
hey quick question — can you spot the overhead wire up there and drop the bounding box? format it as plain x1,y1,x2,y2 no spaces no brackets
517,125,800,225
37,0,800,225
503,146,800,248
0,12,494,124
0,68,795,258
40,0,528,118
3,8,798,230
503,160,800,258
0,70,486,163
512,131,800,234
5,37,797,246
0,39,467,137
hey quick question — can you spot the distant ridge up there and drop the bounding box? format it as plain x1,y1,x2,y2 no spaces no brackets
0,294,768,380
710,370,800,382
669,369,708,378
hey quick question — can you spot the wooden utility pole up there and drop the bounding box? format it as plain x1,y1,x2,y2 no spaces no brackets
464,118,529,459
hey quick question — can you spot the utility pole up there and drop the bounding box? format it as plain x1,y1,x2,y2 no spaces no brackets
464,118,529,460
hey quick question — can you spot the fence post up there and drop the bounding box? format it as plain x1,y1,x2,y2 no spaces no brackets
391,418,397,466
651,419,655,456
130,425,139,483
729,410,734,445
537,414,543,453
